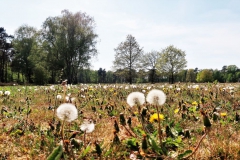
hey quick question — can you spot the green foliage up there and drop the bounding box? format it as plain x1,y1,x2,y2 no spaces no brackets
156,45,187,84
113,34,143,84
47,145,63,160
186,68,196,82
42,10,98,84
196,69,214,82
140,51,159,83
0,27,14,83
81,145,91,158
148,135,164,155
178,150,192,159
32,64,50,85
12,24,38,83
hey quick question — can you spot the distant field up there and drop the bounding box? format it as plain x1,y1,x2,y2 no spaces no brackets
0,83,240,159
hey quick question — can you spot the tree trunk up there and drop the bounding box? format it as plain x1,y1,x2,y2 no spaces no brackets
171,72,174,84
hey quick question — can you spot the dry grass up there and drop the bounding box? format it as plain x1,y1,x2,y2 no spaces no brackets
0,83,240,159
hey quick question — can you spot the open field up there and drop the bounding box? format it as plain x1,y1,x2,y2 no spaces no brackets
0,83,240,159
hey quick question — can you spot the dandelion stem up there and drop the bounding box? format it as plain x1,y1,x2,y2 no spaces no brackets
123,125,137,137
137,105,147,134
83,130,86,147
183,127,210,159
155,105,162,146
61,120,65,148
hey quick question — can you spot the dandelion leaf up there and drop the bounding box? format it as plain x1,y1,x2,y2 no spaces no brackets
47,145,63,160
148,136,164,155
178,150,192,159
81,145,91,157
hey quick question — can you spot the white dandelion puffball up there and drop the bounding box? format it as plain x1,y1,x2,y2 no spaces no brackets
4,91,10,96
146,89,166,106
127,92,145,107
65,96,70,102
80,120,95,133
56,95,62,100
56,103,78,122
49,85,55,91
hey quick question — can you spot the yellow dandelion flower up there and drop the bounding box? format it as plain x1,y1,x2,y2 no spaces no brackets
174,108,179,114
220,112,227,117
134,111,138,116
149,113,164,123
192,101,198,106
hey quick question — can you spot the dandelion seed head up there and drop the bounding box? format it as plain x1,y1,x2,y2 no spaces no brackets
49,85,55,91
103,85,107,89
127,92,145,107
4,91,10,96
71,97,76,102
192,85,199,89
56,95,62,100
67,84,71,89
65,96,70,102
146,89,166,105
80,119,95,133
147,86,151,90
56,103,78,122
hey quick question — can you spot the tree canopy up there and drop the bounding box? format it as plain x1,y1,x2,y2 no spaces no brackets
140,51,159,83
196,69,214,83
0,27,14,82
156,45,187,84
41,10,98,84
113,35,143,84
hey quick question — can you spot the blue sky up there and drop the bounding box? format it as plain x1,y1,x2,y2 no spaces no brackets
1,0,240,71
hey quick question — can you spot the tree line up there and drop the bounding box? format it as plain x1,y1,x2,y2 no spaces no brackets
112,34,240,84
1,10,240,85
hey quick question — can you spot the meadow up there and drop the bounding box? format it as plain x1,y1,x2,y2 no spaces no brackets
0,82,240,159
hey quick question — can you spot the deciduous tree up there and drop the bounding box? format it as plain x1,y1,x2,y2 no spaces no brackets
196,69,214,82
113,35,143,84
41,10,98,84
156,45,187,84
186,69,196,82
12,25,37,83
141,50,159,83
0,27,14,82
